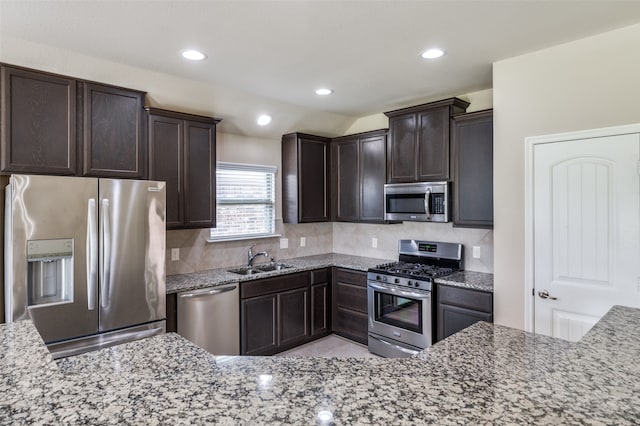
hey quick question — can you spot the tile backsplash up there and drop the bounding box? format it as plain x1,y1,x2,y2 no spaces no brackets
166,220,493,275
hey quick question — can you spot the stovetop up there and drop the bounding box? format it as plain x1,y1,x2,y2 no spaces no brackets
369,261,455,280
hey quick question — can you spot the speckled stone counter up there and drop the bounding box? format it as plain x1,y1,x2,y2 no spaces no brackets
166,253,393,294
2,306,639,424
434,270,493,292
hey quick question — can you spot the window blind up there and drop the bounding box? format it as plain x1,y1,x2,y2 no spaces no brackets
209,162,277,241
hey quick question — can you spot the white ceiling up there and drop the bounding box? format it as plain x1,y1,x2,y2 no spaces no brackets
2,1,640,138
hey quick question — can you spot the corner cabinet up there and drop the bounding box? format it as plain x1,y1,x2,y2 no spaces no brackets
436,284,493,342
1,63,146,178
331,129,388,223
146,108,220,229
282,133,331,223
385,98,469,183
451,110,494,228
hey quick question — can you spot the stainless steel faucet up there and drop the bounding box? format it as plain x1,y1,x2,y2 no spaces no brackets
247,244,269,268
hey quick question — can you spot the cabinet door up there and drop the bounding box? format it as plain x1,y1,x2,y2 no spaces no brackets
417,106,450,181
241,294,278,355
452,111,493,228
278,287,309,348
437,303,493,341
299,137,329,222
82,83,145,178
359,134,386,221
387,114,417,183
148,114,183,227
166,293,177,333
1,66,77,175
183,120,215,228
333,138,359,221
311,282,330,337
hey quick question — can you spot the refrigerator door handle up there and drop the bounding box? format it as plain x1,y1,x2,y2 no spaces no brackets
101,199,111,309
86,199,98,310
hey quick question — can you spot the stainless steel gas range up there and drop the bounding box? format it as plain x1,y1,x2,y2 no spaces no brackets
367,240,463,358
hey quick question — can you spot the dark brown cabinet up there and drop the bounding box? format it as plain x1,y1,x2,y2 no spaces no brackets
1,65,77,175
1,64,146,179
240,269,330,355
385,98,469,183
436,284,493,342
332,268,368,345
166,293,177,333
147,108,220,229
282,133,331,223
451,110,494,228
81,82,145,178
331,129,388,223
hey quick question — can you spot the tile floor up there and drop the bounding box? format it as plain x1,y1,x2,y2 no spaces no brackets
276,334,379,358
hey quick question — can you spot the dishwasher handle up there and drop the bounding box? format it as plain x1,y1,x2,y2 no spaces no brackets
178,285,237,299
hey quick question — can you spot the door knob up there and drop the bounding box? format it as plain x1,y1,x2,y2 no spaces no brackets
538,290,558,300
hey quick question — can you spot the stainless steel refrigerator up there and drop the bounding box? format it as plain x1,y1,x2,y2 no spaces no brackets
5,174,166,358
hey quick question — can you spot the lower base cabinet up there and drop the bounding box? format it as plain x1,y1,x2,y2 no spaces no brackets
436,284,493,342
240,268,331,356
166,293,177,333
332,268,368,344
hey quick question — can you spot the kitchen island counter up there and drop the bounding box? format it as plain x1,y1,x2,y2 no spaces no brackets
1,306,639,424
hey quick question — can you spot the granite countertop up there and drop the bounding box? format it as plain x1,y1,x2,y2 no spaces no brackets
166,253,393,294
2,306,639,424
167,253,493,294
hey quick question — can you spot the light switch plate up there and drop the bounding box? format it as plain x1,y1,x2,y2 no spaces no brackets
372,237,378,248
171,248,180,261
300,237,306,247
472,246,481,259
280,238,289,249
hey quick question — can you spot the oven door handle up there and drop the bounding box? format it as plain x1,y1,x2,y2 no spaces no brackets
368,282,432,300
369,334,421,356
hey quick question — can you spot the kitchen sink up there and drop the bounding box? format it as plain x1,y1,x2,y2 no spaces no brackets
227,263,293,276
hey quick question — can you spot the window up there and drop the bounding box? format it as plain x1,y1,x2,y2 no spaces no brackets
209,162,277,241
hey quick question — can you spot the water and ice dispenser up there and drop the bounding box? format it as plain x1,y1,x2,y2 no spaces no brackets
26,239,74,306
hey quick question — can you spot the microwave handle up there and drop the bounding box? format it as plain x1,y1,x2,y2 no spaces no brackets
424,188,431,219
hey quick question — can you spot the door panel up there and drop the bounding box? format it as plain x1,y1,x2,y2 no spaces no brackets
8,175,98,342
534,133,640,340
360,135,386,221
98,179,166,331
334,139,359,221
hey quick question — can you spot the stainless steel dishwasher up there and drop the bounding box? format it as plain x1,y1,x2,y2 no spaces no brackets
177,284,239,355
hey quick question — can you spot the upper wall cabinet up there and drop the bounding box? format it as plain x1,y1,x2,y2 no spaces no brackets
451,109,493,228
81,82,146,178
282,132,331,223
0,64,147,179
331,129,388,223
1,65,77,175
385,98,469,183
147,108,220,229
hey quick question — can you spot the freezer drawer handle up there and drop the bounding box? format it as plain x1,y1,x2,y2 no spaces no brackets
86,199,98,310
178,286,237,298
101,199,112,308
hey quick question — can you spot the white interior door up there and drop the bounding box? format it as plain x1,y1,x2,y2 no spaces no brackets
533,132,640,341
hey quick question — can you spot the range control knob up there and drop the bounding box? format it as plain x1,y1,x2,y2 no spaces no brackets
414,282,420,288
394,278,400,284
382,276,388,282
376,275,381,281
407,280,412,286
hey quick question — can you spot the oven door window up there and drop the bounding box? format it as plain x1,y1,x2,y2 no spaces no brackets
374,291,422,333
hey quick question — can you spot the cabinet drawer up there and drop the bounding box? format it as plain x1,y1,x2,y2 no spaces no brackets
241,271,310,299
334,282,367,313
334,307,368,345
311,268,329,285
437,284,493,313
334,268,366,287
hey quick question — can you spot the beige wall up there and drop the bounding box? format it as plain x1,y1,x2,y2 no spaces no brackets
493,22,640,329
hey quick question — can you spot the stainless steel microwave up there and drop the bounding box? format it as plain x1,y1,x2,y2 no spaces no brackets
384,182,450,222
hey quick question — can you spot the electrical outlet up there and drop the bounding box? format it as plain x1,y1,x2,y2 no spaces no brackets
171,248,180,261
372,237,378,248
472,246,481,259
280,238,289,249
300,237,306,247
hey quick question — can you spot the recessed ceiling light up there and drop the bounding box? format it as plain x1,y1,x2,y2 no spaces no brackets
257,114,272,126
420,48,446,59
315,88,333,96
180,49,207,61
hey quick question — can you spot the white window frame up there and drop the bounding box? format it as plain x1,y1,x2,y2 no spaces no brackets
208,161,278,242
